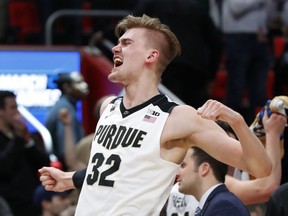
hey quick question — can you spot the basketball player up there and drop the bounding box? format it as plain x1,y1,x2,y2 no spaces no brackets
39,14,272,215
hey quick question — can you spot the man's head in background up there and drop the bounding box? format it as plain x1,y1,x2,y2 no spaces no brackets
33,185,70,215
54,72,89,101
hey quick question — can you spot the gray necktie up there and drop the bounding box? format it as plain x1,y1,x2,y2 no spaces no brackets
195,206,201,216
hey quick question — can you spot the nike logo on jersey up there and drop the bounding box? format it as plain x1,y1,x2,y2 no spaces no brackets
104,105,116,118
110,105,116,112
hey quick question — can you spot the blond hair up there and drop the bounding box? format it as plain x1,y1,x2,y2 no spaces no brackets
115,14,181,72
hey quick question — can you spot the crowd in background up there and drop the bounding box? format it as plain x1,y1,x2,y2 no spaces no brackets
1,0,288,216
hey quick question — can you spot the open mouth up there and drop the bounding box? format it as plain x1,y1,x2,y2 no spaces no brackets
114,58,123,67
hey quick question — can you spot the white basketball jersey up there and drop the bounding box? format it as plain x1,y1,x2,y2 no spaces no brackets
75,95,179,216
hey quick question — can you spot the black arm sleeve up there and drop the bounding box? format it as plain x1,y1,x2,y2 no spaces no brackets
72,168,87,189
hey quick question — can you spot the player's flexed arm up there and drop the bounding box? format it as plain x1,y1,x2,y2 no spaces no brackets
163,99,272,178
197,99,272,177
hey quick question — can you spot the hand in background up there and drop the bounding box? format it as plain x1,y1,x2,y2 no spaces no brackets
262,110,286,138
11,113,30,143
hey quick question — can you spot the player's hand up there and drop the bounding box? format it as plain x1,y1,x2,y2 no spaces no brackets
38,166,73,192
197,99,241,124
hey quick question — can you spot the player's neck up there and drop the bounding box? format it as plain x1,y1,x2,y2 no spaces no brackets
123,90,160,109
123,81,159,109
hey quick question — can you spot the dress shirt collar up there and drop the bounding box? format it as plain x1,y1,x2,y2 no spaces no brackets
198,183,223,209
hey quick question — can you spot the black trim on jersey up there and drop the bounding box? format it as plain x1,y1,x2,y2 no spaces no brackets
153,94,179,113
113,94,178,118
110,96,122,104
72,168,87,189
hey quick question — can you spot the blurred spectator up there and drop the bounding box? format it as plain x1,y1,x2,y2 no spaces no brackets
210,0,273,124
0,0,8,43
272,0,288,96
58,108,86,171
133,0,223,108
35,0,84,45
58,94,114,171
282,0,288,26
0,90,50,216
33,185,72,216
45,72,89,171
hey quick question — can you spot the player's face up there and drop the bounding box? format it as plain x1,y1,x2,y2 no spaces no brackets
177,149,200,195
110,28,150,85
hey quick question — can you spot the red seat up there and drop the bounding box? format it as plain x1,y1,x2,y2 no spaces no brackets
211,69,227,101
273,36,286,59
82,1,93,33
8,0,40,43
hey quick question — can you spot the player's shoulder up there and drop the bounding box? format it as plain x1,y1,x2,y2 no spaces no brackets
164,104,199,134
165,104,200,134
169,103,198,117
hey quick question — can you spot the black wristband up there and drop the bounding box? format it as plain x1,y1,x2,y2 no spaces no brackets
72,168,87,189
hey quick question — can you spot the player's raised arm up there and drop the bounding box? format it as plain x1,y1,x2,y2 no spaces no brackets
196,99,272,178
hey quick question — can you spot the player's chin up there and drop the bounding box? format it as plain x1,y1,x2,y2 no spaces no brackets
111,66,120,74
108,72,121,83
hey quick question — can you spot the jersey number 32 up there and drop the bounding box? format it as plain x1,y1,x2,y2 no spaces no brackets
86,153,121,187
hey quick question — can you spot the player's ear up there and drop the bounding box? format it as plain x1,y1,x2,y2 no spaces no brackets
146,50,159,63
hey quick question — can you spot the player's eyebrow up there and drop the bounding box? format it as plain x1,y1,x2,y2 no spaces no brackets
118,37,133,44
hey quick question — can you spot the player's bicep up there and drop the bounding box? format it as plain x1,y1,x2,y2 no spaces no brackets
191,120,244,169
